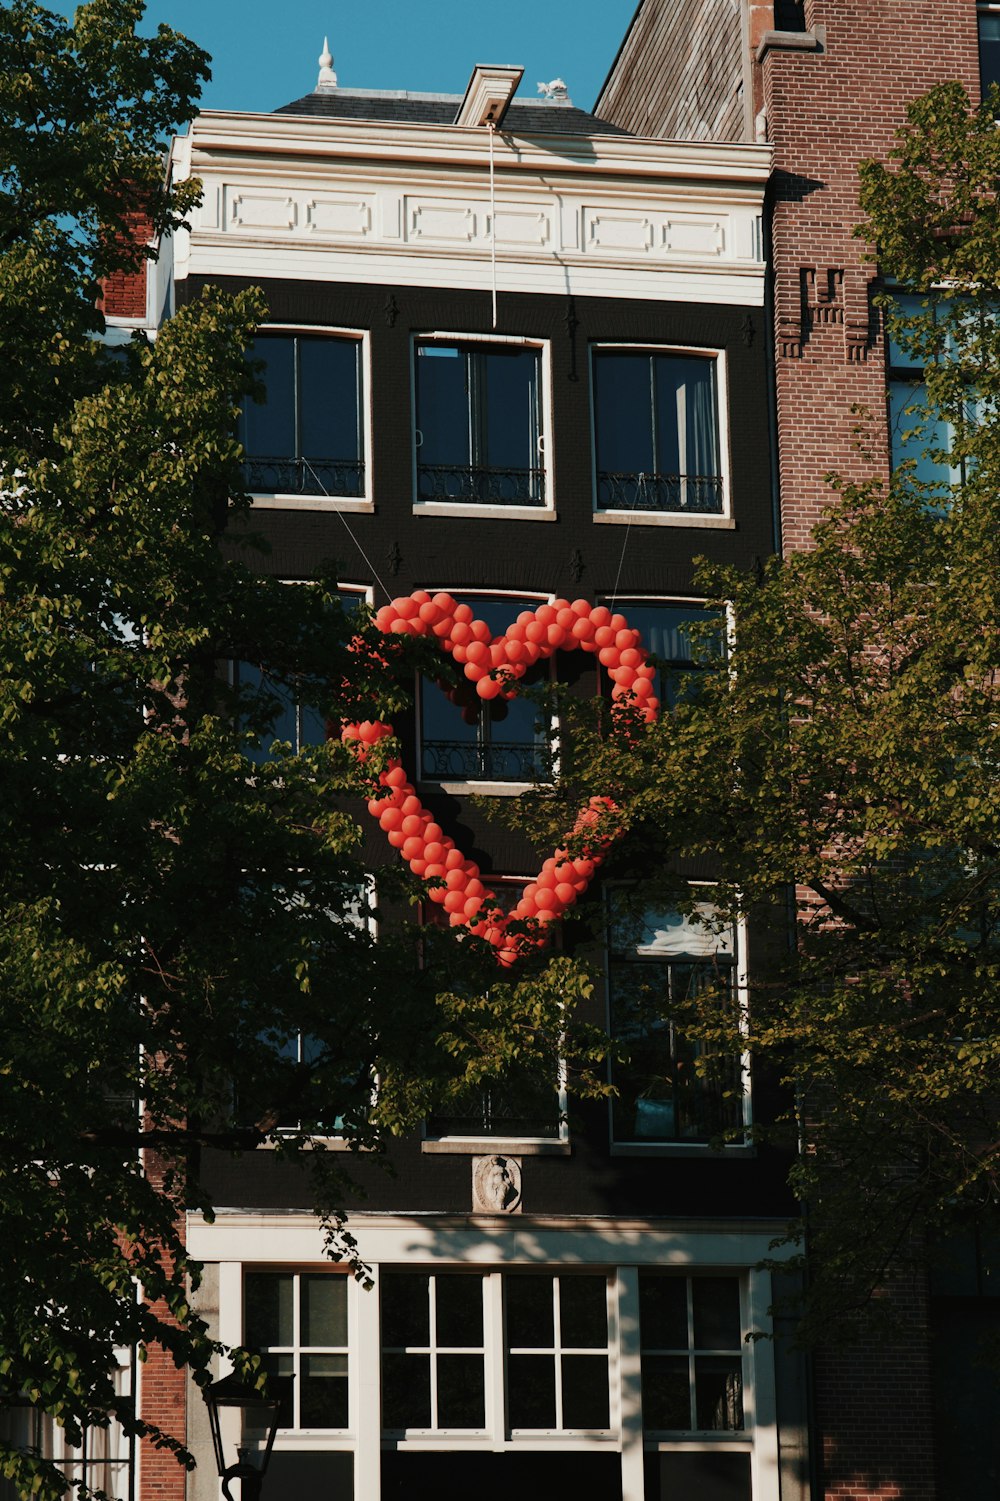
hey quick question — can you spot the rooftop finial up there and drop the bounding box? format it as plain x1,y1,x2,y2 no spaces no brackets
317,36,337,90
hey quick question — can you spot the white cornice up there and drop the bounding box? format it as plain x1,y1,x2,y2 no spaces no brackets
176,109,773,189
171,110,770,306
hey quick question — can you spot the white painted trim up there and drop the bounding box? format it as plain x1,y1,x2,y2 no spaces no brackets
187,1211,795,1265
414,502,558,521
421,1138,571,1156
593,511,737,529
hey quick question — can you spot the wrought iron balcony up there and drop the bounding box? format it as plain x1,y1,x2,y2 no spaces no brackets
417,463,545,506
241,456,365,498
427,1082,561,1140
596,471,724,514
420,738,547,783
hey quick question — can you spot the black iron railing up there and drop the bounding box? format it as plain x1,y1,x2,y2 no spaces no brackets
242,456,365,497
420,738,546,783
596,471,724,514
417,463,545,506
428,1082,560,1140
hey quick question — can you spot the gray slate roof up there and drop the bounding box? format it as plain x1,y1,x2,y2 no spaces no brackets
274,89,631,137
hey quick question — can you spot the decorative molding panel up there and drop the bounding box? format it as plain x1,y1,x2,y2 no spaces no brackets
226,191,297,232
304,195,372,236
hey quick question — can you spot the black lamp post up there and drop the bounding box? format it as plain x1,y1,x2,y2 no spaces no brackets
203,1372,292,1501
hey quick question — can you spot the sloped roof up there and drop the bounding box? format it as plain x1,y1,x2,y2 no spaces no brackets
274,88,631,137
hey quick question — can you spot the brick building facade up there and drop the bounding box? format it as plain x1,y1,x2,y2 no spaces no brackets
598,4,994,1500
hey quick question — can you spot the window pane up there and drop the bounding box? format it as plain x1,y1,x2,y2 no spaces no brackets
655,355,719,488
692,1278,741,1350
381,1273,430,1348
301,1276,348,1347
300,1353,349,1429
888,380,955,491
241,337,295,459
981,12,1000,99
435,1276,483,1348
593,352,654,477
641,1354,692,1430
561,1354,610,1428
885,293,928,371
694,1356,744,1430
382,1352,430,1429
639,1276,688,1350
559,1276,608,1349
507,1275,554,1348
482,348,539,471
507,1354,556,1429
245,1272,294,1348
436,1354,486,1428
416,346,471,467
298,337,361,463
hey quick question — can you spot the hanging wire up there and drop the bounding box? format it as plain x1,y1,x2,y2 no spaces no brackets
609,471,645,609
301,459,392,601
488,121,498,329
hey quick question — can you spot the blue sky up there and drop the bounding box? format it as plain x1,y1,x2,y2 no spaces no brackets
65,1,638,117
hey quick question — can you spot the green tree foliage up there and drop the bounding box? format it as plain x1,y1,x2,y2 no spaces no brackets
0,5,605,1496
514,82,1000,1344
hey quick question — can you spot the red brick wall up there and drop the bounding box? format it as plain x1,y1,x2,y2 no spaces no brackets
757,6,980,1498
759,0,980,553
99,209,153,322
137,1147,188,1501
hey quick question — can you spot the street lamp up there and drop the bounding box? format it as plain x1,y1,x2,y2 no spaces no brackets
202,1371,292,1501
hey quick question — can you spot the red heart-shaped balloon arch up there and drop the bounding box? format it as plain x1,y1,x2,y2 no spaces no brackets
342,593,659,967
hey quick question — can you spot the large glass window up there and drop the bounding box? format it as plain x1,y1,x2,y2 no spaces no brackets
415,342,544,505
592,349,723,514
381,1273,487,1431
379,1271,610,1436
608,901,744,1145
980,7,1000,100
639,1274,744,1433
601,599,724,709
506,1273,611,1432
245,1271,350,1430
885,293,987,501
240,333,365,498
419,597,550,783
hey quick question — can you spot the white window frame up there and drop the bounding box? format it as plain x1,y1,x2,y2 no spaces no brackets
243,324,373,513
411,333,556,522
200,1224,786,1501
243,1267,352,1434
604,880,753,1157
589,343,734,529
414,588,556,796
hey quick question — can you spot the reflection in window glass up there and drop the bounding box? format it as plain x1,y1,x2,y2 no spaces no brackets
419,596,550,784
505,1274,610,1432
601,600,723,708
639,1274,744,1433
415,343,543,505
981,10,1000,101
608,902,743,1145
245,1272,349,1430
240,334,364,497
380,1273,486,1432
593,350,722,513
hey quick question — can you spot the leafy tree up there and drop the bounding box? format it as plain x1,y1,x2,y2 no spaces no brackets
512,81,1000,1343
0,5,604,1497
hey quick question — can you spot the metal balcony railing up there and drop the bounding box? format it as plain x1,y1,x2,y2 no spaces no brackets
242,456,365,497
417,463,545,506
420,738,547,783
596,471,724,514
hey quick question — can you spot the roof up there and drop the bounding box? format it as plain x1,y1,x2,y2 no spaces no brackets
274,88,632,137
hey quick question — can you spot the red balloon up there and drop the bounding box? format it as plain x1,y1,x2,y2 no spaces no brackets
402,836,424,861
555,882,577,906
